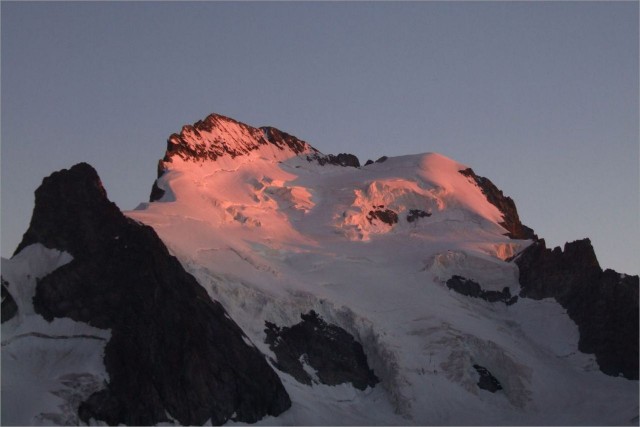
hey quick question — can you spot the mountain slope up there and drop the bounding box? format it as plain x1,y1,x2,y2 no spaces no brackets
2,113,638,426
3,163,290,425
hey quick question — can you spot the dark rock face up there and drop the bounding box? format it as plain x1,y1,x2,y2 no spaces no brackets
473,365,503,393
406,209,431,223
367,207,399,226
149,159,167,202
446,275,517,305
307,152,361,168
459,168,536,240
515,238,639,380
447,275,483,298
1,277,18,323
16,163,291,425
148,180,165,202
264,311,379,390
362,157,387,166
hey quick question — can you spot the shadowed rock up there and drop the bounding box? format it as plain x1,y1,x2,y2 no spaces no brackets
16,163,291,425
446,275,517,305
265,311,379,390
473,365,503,393
1,277,18,323
148,180,165,202
407,209,431,223
515,238,639,380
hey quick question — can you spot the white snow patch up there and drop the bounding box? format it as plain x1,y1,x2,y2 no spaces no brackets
2,245,110,426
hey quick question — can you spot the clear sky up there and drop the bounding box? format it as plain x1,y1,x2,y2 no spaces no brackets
2,2,638,275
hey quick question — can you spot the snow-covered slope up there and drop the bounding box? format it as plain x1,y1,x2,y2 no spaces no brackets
2,245,110,426
2,113,637,425
126,114,637,425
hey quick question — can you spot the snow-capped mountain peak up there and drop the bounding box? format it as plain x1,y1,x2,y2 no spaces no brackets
161,113,318,170
2,113,637,426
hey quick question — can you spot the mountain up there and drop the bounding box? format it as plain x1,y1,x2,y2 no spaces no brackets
2,113,638,426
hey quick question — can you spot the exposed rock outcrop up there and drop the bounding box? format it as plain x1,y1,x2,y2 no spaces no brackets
363,156,389,166
264,311,379,390
406,209,431,223
515,238,639,380
307,152,361,168
446,275,517,305
15,163,291,425
473,365,503,393
1,277,18,323
148,179,165,202
367,207,399,226
459,168,536,240
148,158,167,202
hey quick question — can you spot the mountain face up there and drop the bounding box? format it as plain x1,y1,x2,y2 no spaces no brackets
2,113,638,426
5,163,290,425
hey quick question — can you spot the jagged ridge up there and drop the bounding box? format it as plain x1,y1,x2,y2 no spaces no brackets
515,238,639,380
459,168,536,240
163,113,317,164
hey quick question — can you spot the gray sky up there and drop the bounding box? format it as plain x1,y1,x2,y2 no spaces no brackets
2,1,638,275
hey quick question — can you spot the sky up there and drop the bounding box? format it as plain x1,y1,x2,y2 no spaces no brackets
1,1,638,275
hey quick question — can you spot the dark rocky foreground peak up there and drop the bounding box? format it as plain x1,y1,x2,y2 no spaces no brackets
515,238,639,380
459,168,536,240
14,163,291,425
